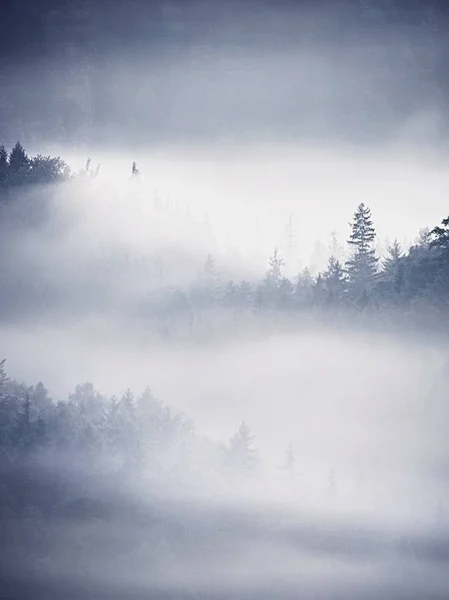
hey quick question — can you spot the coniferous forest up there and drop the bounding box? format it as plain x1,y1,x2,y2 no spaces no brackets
1,141,449,598
3,2,449,598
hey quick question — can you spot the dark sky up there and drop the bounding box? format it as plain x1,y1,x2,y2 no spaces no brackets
0,0,448,148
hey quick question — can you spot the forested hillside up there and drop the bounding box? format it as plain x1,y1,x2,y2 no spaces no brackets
2,142,449,335
2,142,449,598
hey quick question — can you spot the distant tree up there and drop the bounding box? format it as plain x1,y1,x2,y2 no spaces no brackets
380,240,405,301
321,256,347,305
236,280,253,308
190,254,221,308
14,393,32,450
8,142,28,173
132,161,140,177
430,216,449,257
295,267,314,307
0,358,8,394
266,248,284,286
328,230,345,263
345,203,378,306
277,277,295,310
256,248,285,308
28,155,71,184
225,421,257,472
0,145,7,180
415,227,431,247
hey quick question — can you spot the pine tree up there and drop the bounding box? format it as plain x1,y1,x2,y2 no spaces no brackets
257,248,285,308
321,256,346,305
14,393,32,449
266,248,284,286
430,217,449,256
236,280,253,308
328,231,345,263
0,145,8,180
345,203,378,305
381,240,404,300
295,267,314,307
131,161,140,177
383,239,403,270
192,254,221,308
0,359,8,395
277,277,295,310
8,142,28,173
225,421,257,472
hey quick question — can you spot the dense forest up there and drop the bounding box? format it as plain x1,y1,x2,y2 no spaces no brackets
2,142,449,598
2,141,449,335
3,3,449,597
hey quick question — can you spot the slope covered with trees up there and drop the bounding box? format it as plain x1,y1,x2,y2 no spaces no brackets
1,143,449,597
2,142,449,337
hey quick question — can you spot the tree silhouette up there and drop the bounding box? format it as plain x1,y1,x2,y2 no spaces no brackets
345,203,378,306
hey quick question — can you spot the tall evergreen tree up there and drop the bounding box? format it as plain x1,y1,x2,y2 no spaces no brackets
266,248,284,287
8,141,28,173
321,256,346,305
0,144,7,179
295,267,314,307
380,240,405,301
257,248,285,308
345,203,378,305
14,393,32,449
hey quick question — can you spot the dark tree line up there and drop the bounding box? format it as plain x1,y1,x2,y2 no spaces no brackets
0,142,71,189
2,142,449,335
0,356,294,598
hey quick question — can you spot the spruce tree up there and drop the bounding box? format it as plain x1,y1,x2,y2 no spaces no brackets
257,248,285,308
381,240,404,300
8,142,28,173
0,145,8,179
236,280,253,308
226,421,257,472
295,267,314,307
266,248,284,287
193,254,221,307
345,203,378,305
321,256,346,305
14,393,32,449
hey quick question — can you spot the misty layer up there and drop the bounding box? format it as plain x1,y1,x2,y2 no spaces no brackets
1,144,449,598
1,350,449,600
2,142,449,337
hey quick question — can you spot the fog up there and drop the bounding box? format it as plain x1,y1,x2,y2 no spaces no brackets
2,1,449,599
